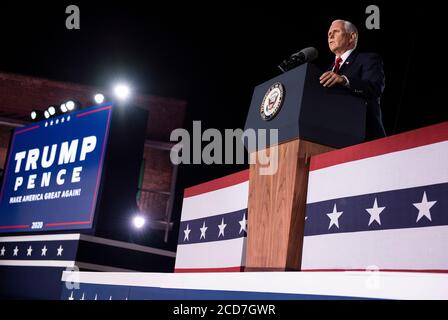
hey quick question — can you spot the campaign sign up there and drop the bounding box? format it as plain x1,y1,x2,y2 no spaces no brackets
0,105,112,233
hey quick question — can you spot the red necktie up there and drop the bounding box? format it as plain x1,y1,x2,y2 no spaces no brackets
333,57,343,74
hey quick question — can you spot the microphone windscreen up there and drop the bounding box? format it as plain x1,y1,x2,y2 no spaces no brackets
299,47,318,62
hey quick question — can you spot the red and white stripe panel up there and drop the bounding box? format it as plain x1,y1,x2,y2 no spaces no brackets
175,170,249,272
302,122,448,272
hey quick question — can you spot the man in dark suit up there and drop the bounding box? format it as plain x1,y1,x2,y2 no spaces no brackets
320,20,386,141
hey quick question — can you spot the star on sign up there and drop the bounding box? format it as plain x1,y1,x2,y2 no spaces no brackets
183,224,191,242
239,214,247,234
57,245,64,256
327,204,343,230
41,245,48,256
200,221,208,240
13,246,19,256
68,292,74,301
0,246,5,256
218,218,227,238
26,245,33,256
413,191,437,223
366,198,386,226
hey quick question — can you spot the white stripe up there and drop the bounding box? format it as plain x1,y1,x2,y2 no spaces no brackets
79,234,176,258
174,238,246,269
181,181,249,221
301,225,448,270
0,260,136,272
307,141,448,203
75,262,136,272
0,260,76,268
60,270,448,300
0,234,81,242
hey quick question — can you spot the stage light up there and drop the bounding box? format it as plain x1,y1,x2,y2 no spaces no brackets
114,84,131,101
44,110,50,119
94,93,105,104
132,215,146,229
30,110,45,121
66,100,76,111
60,103,68,113
48,106,56,116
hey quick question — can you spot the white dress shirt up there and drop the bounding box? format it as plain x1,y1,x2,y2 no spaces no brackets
333,49,354,87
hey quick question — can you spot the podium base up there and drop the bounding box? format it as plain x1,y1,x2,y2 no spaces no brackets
245,139,334,271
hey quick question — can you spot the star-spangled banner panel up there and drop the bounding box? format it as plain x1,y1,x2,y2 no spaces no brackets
305,182,447,236
302,123,448,272
177,208,247,245
0,240,78,260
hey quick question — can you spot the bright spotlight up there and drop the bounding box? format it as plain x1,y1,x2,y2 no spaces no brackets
60,103,68,113
44,110,50,119
66,100,76,111
94,93,105,104
132,215,146,229
30,110,44,121
114,84,131,101
48,106,56,116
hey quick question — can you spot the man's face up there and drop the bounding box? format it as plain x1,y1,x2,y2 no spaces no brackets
328,21,354,55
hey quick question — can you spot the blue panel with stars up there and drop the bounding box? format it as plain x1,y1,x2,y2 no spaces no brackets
62,284,130,301
60,282,368,300
305,182,447,236
178,209,247,245
0,240,78,261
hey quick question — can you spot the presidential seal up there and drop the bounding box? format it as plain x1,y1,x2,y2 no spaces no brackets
260,82,284,121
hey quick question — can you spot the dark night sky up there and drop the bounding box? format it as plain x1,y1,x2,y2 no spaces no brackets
0,2,446,247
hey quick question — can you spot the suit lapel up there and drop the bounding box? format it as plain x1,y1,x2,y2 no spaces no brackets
338,50,358,74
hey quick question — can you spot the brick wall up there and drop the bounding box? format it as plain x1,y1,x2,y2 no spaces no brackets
0,126,12,170
0,72,186,140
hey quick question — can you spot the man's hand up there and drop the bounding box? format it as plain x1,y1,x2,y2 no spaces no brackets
319,71,346,87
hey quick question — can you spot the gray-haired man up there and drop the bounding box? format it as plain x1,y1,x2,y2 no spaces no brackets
320,20,386,140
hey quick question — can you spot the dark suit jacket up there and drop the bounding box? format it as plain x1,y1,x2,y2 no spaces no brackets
329,50,386,141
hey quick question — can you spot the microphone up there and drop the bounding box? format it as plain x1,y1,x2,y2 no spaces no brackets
278,47,319,73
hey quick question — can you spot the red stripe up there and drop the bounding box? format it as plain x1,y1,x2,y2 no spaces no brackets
184,170,249,198
174,266,245,273
76,105,112,117
310,122,448,171
0,225,29,229
15,125,40,135
301,268,448,274
46,221,91,227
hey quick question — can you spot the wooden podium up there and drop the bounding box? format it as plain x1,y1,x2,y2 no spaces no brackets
243,63,366,271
